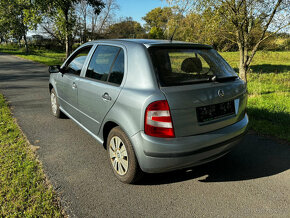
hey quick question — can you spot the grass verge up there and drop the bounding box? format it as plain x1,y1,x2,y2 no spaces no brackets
0,45,65,65
0,94,63,216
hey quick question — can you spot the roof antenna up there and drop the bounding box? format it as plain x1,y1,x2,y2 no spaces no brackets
169,25,178,42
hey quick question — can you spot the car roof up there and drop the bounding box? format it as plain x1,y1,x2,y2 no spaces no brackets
89,39,213,49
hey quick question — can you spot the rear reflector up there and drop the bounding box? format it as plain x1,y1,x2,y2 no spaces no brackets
145,100,175,138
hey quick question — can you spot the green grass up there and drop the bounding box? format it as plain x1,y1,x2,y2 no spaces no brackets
0,45,289,141
0,94,63,216
0,45,65,65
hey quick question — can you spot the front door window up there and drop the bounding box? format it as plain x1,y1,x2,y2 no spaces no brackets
65,46,93,75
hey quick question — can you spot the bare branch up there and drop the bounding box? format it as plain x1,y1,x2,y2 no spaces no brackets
246,0,283,66
40,24,64,45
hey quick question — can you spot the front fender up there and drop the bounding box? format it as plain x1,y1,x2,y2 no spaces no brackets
49,73,59,96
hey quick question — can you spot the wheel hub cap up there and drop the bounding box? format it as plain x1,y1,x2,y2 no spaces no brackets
109,136,128,176
51,93,57,115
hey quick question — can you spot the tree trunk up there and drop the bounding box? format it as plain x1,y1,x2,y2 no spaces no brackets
23,33,29,55
64,9,72,58
18,38,21,49
91,16,95,37
65,33,72,58
239,65,247,82
238,48,248,82
237,40,246,82
84,13,87,42
20,12,29,55
234,0,283,83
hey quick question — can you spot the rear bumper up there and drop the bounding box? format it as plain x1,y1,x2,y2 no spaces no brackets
131,114,248,173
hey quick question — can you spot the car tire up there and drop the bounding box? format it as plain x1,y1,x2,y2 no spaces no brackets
107,127,143,184
50,88,63,118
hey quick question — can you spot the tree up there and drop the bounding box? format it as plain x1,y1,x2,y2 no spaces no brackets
76,0,89,43
166,0,290,82
170,13,203,42
40,0,104,57
175,9,244,50
142,7,173,39
107,17,146,39
41,17,66,48
0,0,42,54
94,0,119,35
148,26,165,39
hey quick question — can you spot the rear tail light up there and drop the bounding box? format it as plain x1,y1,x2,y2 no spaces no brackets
145,100,175,138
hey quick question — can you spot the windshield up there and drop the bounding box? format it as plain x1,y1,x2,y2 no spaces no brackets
148,47,237,86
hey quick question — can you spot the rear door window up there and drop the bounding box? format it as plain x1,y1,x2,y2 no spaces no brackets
86,45,124,85
108,49,124,85
65,46,93,75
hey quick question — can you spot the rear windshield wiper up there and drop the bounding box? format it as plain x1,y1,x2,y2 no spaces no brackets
211,76,237,82
179,78,212,84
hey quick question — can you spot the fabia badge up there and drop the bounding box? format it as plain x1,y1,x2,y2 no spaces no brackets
218,89,224,97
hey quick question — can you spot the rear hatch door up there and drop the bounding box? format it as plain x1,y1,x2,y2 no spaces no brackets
148,45,247,137
161,80,247,137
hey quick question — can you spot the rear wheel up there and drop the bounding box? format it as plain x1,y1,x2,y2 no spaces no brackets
107,127,142,183
50,88,63,118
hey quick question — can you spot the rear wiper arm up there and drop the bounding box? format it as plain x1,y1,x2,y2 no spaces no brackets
180,78,212,84
211,76,237,82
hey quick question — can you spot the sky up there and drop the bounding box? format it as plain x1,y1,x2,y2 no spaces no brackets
28,0,167,36
115,0,167,25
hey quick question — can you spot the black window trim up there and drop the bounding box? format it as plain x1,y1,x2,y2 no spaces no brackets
84,44,125,87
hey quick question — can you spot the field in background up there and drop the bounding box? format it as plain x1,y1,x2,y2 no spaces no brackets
0,45,289,141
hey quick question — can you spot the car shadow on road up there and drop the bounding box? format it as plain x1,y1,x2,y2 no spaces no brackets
136,133,290,185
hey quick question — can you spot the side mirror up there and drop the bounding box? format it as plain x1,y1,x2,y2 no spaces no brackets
48,65,61,74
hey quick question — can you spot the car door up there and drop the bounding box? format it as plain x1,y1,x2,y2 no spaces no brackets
56,45,93,118
77,45,125,136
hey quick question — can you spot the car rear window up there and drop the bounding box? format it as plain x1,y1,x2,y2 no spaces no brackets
148,47,237,86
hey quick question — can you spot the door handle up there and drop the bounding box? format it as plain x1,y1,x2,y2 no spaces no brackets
102,93,112,101
72,82,77,89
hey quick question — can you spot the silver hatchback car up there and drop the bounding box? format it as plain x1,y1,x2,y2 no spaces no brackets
49,39,248,183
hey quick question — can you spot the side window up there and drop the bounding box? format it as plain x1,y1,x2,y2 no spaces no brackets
66,46,92,76
108,50,124,85
86,45,121,82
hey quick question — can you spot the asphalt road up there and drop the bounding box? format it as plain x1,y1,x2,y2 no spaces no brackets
0,53,289,217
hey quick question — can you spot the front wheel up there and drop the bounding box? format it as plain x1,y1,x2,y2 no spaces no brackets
107,127,143,184
50,88,63,118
